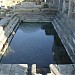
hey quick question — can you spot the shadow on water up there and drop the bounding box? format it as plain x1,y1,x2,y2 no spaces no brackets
0,22,72,66
41,22,72,64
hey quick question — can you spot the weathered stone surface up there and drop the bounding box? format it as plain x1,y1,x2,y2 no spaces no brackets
0,42,3,51
57,64,75,75
0,64,28,75
50,64,75,75
0,31,5,42
31,64,36,75
50,64,61,75
47,73,55,75
0,15,20,59
0,64,75,75
0,26,3,34
0,18,10,26
0,64,12,74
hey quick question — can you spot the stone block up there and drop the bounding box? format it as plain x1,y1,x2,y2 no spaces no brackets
0,31,5,42
0,42,3,51
0,26,3,34
0,36,7,45
50,64,61,75
0,64,12,75
31,64,36,75
10,64,28,75
0,18,9,26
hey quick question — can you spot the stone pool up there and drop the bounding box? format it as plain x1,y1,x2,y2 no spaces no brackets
0,22,72,67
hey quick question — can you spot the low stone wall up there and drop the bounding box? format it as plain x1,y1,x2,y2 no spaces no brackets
0,15,20,59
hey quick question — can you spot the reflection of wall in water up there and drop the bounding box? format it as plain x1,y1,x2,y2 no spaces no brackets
52,33,72,64
20,22,42,33
41,23,72,64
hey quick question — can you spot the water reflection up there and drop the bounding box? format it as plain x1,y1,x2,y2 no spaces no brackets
20,22,41,33
52,35,72,64
1,22,72,65
41,22,56,35
41,23,72,64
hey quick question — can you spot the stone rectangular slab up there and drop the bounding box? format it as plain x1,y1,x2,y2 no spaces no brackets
0,42,3,51
0,31,5,42
0,64,28,75
0,26,3,34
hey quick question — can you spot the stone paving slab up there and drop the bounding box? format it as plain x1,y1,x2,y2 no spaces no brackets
0,18,10,26
57,64,75,75
0,64,28,75
50,64,75,75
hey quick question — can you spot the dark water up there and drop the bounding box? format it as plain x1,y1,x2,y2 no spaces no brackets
0,18,2,20
1,22,72,67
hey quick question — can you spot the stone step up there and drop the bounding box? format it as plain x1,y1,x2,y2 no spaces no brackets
50,64,61,75
0,37,7,51
0,16,19,54
0,21,20,59
53,18,75,63
53,20,73,62
47,73,55,75
0,26,3,34
0,64,28,75
0,31,5,42
0,42,3,51
0,18,9,27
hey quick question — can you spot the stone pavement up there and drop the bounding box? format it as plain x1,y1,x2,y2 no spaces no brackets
0,64,28,75
50,64,75,75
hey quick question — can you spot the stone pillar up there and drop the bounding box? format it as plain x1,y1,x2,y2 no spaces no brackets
62,0,66,13
58,0,61,10
68,0,74,17
53,0,59,8
44,0,46,2
58,0,64,11
62,0,69,14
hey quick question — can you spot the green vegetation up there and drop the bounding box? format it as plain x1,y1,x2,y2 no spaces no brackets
43,4,49,8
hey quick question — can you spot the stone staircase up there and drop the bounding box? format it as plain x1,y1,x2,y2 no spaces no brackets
52,14,75,63
14,2,41,10
16,8,57,22
0,15,20,60
13,2,58,22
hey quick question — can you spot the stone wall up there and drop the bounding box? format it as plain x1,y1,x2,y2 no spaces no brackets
52,13,75,63
0,15,20,59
